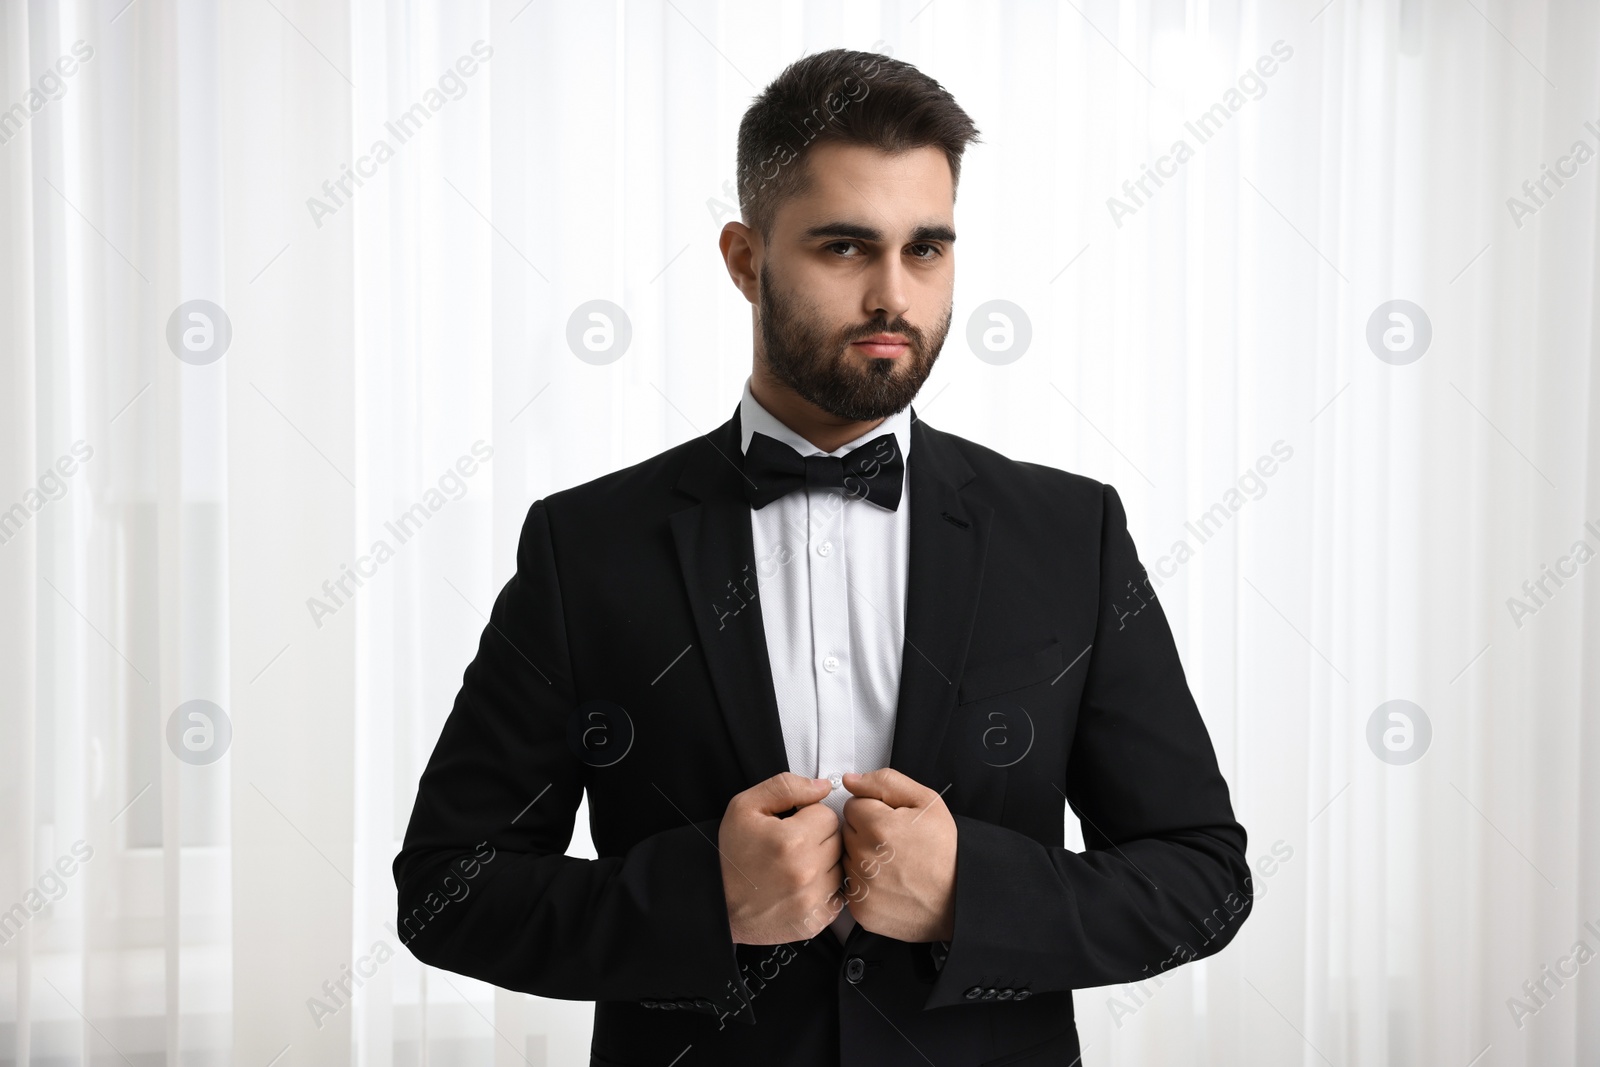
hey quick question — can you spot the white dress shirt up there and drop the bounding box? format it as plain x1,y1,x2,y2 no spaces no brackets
737,375,914,944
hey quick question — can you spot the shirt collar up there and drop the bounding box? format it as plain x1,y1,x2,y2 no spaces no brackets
738,375,914,463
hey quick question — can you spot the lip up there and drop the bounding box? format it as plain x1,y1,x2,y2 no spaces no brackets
851,334,909,358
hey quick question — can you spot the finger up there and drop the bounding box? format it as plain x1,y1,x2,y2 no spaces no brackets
841,795,884,836
822,862,851,911
841,810,861,841
798,862,847,917
806,870,844,927
746,772,832,816
821,857,847,900
807,810,843,852
840,865,870,905
841,767,925,807
786,795,840,835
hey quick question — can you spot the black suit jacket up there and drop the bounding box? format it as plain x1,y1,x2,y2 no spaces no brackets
394,402,1251,1066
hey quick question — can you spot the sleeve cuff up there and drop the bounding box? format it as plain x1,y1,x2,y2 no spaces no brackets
922,814,1061,1010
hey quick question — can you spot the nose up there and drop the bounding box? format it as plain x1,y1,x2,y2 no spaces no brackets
862,255,912,324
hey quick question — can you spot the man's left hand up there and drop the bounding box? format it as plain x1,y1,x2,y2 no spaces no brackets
840,768,957,943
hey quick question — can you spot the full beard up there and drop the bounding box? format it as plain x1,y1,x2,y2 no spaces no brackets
757,262,950,422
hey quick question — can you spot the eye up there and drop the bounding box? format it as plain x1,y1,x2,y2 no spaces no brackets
827,240,863,258
908,243,943,260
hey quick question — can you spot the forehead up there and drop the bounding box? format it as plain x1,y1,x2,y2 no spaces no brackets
775,142,954,236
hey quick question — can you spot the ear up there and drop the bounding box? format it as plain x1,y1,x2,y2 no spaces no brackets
719,221,761,305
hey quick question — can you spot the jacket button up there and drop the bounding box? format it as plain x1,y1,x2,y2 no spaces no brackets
964,986,984,1000
676,999,696,1011
981,987,998,1000
997,988,1014,999
694,998,713,1010
641,1000,658,1009
845,956,867,984
1013,989,1032,1001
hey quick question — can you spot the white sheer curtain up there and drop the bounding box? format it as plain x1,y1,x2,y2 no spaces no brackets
3,1,1597,1064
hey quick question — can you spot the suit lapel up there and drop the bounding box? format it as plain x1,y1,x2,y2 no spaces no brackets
671,404,792,787
886,411,991,786
669,402,991,791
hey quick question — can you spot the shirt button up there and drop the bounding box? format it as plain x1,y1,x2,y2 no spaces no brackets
817,540,832,556
823,655,839,672
828,773,843,790
845,956,867,984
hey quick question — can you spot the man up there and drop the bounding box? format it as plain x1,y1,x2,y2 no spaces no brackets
394,48,1251,1066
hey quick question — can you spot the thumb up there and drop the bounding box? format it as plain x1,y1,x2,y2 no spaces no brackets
747,771,832,816
842,767,924,808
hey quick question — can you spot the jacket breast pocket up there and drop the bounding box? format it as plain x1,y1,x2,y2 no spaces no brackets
957,638,1065,705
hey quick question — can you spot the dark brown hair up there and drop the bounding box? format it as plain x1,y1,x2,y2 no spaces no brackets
735,48,982,239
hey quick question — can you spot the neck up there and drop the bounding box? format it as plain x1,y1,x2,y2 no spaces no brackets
749,366,887,454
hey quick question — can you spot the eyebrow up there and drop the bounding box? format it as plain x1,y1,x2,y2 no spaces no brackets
798,220,957,244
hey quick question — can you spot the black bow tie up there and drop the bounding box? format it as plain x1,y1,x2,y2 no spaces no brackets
741,430,905,511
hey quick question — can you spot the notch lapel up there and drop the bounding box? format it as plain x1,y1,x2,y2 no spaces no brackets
886,413,991,786
670,406,792,788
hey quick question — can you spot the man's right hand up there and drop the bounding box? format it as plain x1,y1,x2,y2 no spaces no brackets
719,773,845,945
